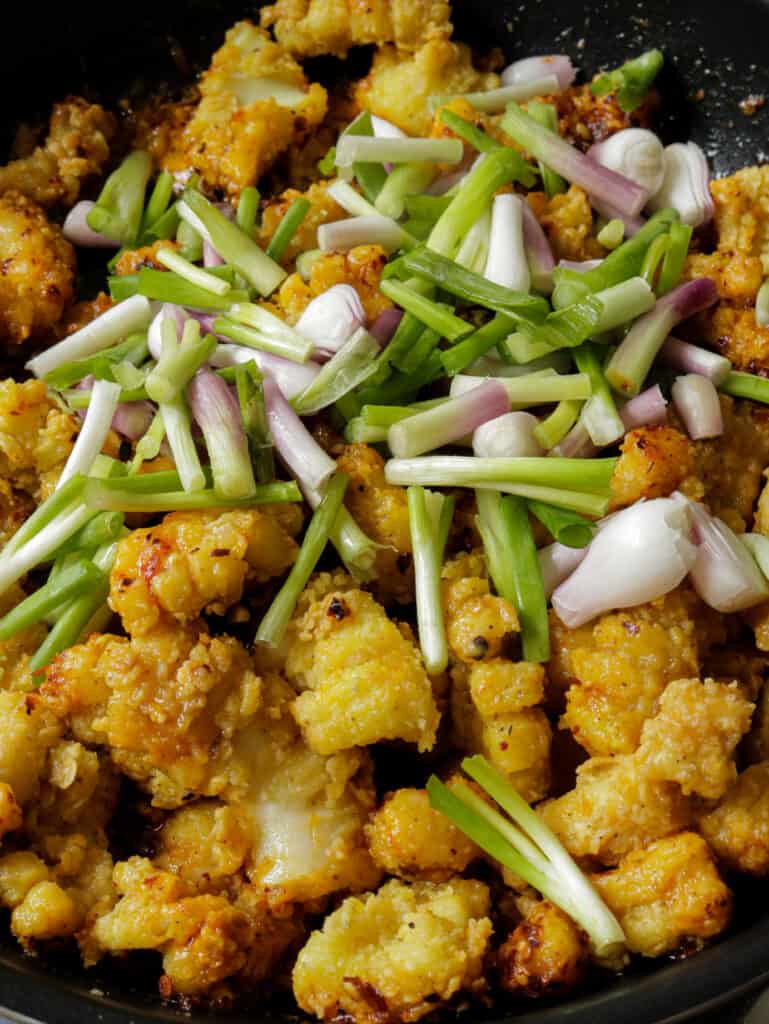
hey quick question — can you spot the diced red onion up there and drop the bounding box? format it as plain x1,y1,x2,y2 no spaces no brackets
501,55,576,91
318,215,406,254
659,336,732,384
619,384,668,430
557,258,604,273
484,194,530,293
188,368,254,499
521,201,555,294
295,284,366,356
588,129,666,196
263,375,336,496
210,344,321,400
646,142,714,227
472,411,543,458
589,195,646,236
111,401,155,441
552,497,698,627
62,200,120,248
426,169,469,195
388,380,510,459
203,239,225,268
672,373,724,440
554,419,597,459
369,308,403,346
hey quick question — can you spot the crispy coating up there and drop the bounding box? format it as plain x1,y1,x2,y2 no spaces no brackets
0,191,75,343
451,660,552,803
0,584,46,693
26,743,119,845
261,0,452,57
365,788,479,881
497,900,588,999
0,692,62,808
0,783,22,841
609,426,693,511
113,239,180,276
635,678,753,799
527,186,603,263
285,585,440,754
155,802,251,891
686,250,764,304
277,245,393,324
354,39,499,136
109,507,301,636
592,832,732,957
292,878,492,1023
0,98,115,208
698,762,769,876
710,164,769,268
442,551,519,663
551,83,655,150
257,182,345,265
336,443,414,604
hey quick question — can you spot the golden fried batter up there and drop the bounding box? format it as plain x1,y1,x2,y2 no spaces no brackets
497,900,588,998
442,551,520,663
277,245,394,324
698,762,769,876
609,426,693,511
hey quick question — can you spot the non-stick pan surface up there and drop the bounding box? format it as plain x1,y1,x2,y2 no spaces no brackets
1,1,769,1021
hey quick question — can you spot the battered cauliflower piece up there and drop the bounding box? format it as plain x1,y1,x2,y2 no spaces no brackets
155,802,251,891
0,692,62,808
591,832,732,957
442,551,520,663
451,660,552,803
336,443,414,604
553,589,703,757
0,191,75,343
0,783,22,841
285,585,440,755
112,239,180,277
181,22,327,196
0,583,46,692
710,164,769,268
277,245,393,324
744,681,769,762
26,742,119,845
698,762,769,876
609,426,693,511
365,788,479,881
293,878,492,1023
354,39,499,136
686,250,764,304
0,97,115,208
497,900,588,998
527,186,603,263
551,82,656,150
109,507,301,636
261,0,452,57
635,678,753,799
257,182,345,265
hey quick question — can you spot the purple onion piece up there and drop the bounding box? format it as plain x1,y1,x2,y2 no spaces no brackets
187,368,255,499
589,194,646,236
501,55,576,91
203,239,225,268
557,258,604,273
659,335,731,384
671,373,724,440
619,384,668,431
210,344,321,400
369,308,404,346
111,401,156,441
63,201,120,248
554,419,598,459
263,374,336,497
520,201,555,293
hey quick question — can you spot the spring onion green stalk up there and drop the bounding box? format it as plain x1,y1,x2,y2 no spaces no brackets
453,372,591,406
52,511,124,558
720,370,769,404
43,332,149,390
142,201,180,243
396,326,441,375
187,368,256,499
408,487,454,673
487,482,610,516
656,221,692,294
526,101,567,196
129,410,166,474
84,478,300,512
296,248,322,282
141,171,174,233
235,362,274,483
155,247,231,296
369,311,425,382
375,163,436,221
475,489,516,603
236,186,260,234
137,268,248,310
499,332,554,364
362,405,420,427
441,315,516,376
597,217,625,250
519,295,605,350
265,197,312,261
145,319,217,404
591,49,664,113
26,295,153,379
639,233,669,286
342,110,387,203
344,419,389,443
327,178,384,218
176,217,204,261
379,279,473,341
357,352,444,406
58,379,122,488
318,214,416,254
389,380,510,458
501,104,648,217
573,343,625,446
160,393,206,493
385,454,617,492
428,756,627,962
605,277,718,395
455,207,492,274
503,494,551,660
28,569,110,676
0,476,87,562
0,558,103,641
431,76,561,113
87,151,152,244
318,146,337,176
402,247,550,320
97,469,188,493
214,308,315,364
528,500,596,548
551,208,678,308
256,473,350,646
178,189,286,296
293,328,380,414
756,280,769,327
740,533,769,581
593,276,656,332
337,136,463,167
0,497,94,599
438,109,503,155
534,399,582,449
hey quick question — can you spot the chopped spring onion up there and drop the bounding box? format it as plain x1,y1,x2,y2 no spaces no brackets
336,136,463,167
438,109,502,156
176,216,204,262
160,392,207,493
0,558,103,642
619,384,668,430
534,399,582,449
431,76,562,113
129,410,166,474
396,326,442,375
188,368,256,499
502,55,576,90
408,487,454,673
146,319,217,405
83,477,300,513
605,276,718,395
501,103,649,218
740,533,769,582
344,419,388,443
256,473,350,646
0,476,86,562
296,285,366,354
293,327,381,414
499,332,554,365
517,294,604,350
58,379,122,488
87,151,152,244
573,343,625,446
528,500,596,548
155,246,231,296
212,344,321,400
296,248,322,282
136,268,248,311
214,313,315,365
357,352,444,406
43,332,149,391
441,315,516,376
235,362,274,483
341,109,388,203
63,200,119,248
589,128,665,195
385,454,617,492
671,374,724,440
503,494,550,660
265,197,312,261
520,201,556,293
720,370,769,404
53,511,124,559
647,142,715,228
178,189,286,296
756,279,769,327
473,411,543,458
593,276,656,332
379,279,473,341
484,194,530,292
319,214,414,254
655,220,692,294
26,295,153,379
236,186,260,235
451,372,591,405
142,171,175,233
263,375,337,496
639,233,670,286
326,178,384,219
591,49,664,113
597,218,625,249
526,101,567,196
389,380,510,458
475,488,516,603
375,163,436,221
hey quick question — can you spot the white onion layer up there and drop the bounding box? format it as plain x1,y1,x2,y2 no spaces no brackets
484,194,530,293
671,373,724,440
295,284,366,355
588,129,665,195
646,142,715,227
472,412,544,458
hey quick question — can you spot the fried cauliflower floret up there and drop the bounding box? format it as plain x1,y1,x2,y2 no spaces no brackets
0,377,78,500
0,783,22,841
551,83,655,150
112,239,180,276
0,98,115,208
744,681,769,761
451,660,552,803
527,186,602,263
41,627,263,808
592,832,732,957
285,585,440,754
53,292,112,340
699,303,769,374
26,743,119,844
155,801,251,891
0,583,46,692
553,589,702,757
609,426,693,511
293,878,492,1023
635,678,753,799
276,245,393,324
109,507,301,636
686,250,763,303
181,22,327,196
539,754,692,868
336,443,414,604
0,692,62,808
365,788,479,881
261,0,452,57
354,39,499,136
442,551,519,663
698,762,769,876
257,182,344,265
497,900,588,998
710,164,769,267
0,191,75,343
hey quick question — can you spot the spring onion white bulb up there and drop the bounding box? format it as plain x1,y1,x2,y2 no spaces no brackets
659,336,732,384
672,373,724,440
62,200,119,248
552,497,698,627
318,214,408,254
263,375,336,495
371,115,407,139
295,284,366,354
588,129,665,195
211,344,321,400
756,280,769,327
501,55,576,91
57,379,122,488
484,194,531,293
148,303,189,359
473,412,544,458
455,207,492,274
646,142,715,227
619,384,668,430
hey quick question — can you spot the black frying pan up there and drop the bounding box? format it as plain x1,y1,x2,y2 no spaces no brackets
1,1,769,1021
